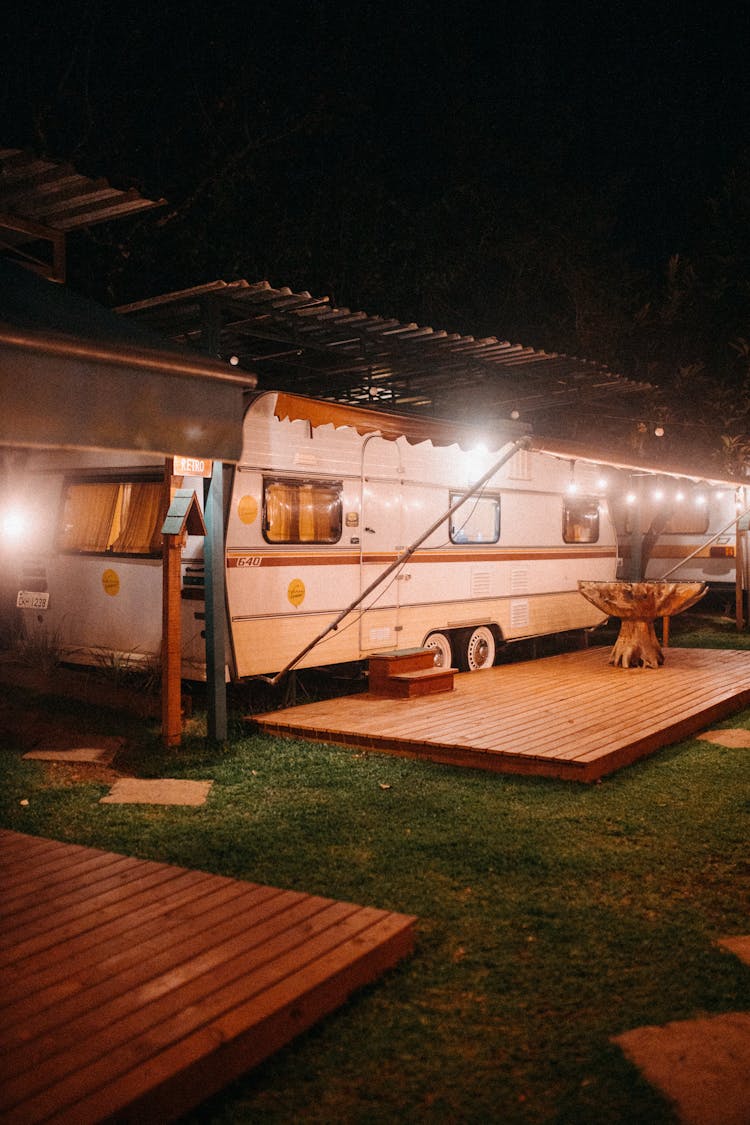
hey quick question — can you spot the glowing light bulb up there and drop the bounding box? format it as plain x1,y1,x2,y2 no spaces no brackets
654,425,665,437
625,492,636,505
675,491,685,502
1,509,26,543
653,489,664,501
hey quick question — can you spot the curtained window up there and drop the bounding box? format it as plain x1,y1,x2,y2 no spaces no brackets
625,499,710,536
58,476,163,555
263,478,342,543
563,498,600,543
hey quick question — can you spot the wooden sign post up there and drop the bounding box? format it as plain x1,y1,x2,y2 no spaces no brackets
161,488,206,747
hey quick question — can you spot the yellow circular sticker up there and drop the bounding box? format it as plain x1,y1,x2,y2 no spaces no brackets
102,568,120,597
287,579,305,607
237,495,259,525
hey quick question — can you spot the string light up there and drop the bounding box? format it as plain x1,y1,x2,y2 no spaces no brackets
566,460,578,495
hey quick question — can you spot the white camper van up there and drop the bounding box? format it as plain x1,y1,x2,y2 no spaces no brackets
612,480,746,592
8,392,622,680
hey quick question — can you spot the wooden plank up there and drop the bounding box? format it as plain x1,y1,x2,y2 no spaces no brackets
0,885,292,1040
0,832,416,1124
0,875,250,1010
3,905,404,1123
254,647,750,782
0,865,199,965
0,899,359,1089
46,912,415,1125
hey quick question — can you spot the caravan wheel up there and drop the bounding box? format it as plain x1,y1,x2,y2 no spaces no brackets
461,626,497,671
424,632,453,669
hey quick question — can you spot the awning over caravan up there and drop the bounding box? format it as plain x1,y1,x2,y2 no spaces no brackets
269,395,748,489
0,259,254,460
529,434,748,489
271,391,529,450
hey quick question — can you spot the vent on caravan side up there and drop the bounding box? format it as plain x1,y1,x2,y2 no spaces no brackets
19,559,48,592
471,569,491,598
510,600,530,629
506,448,532,481
511,568,530,594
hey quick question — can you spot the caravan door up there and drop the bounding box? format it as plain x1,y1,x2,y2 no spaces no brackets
358,433,404,653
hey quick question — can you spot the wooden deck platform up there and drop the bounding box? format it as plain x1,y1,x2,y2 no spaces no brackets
255,647,750,783
0,830,416,1124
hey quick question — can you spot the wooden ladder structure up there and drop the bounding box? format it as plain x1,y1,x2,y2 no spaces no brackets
368,648,456,699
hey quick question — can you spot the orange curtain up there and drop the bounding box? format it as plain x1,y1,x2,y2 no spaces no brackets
58,483,118,551
266,483,296,541
111,482,163,553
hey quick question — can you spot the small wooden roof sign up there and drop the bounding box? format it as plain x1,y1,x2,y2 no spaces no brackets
161,489,207,537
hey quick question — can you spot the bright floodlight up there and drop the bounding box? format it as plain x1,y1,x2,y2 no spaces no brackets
2,508,26,543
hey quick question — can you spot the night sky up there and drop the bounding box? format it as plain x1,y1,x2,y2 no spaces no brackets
3,2,750,377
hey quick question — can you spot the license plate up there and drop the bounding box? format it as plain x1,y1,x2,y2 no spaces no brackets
16,590,50,610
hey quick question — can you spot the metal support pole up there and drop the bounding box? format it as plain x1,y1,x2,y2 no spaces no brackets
628,479,643,581
161,532,184,747
161,458,182,748
204,462,227,741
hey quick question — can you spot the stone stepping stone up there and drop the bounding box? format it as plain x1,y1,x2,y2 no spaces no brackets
23,736,125,764
99,778,213,805
697,729,750,747
614,1012,750,1125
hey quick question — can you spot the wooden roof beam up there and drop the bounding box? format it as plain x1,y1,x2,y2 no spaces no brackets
0,211,65,281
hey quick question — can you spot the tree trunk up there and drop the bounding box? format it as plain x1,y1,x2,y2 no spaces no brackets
609,619,664,668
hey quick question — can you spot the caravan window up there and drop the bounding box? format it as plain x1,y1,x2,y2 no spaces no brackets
449,493,501,544
263,478,342,544
625,500,710,536
58,474,164,556
563,497,600,543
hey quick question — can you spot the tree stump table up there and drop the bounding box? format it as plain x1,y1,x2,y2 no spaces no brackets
578,580,707,668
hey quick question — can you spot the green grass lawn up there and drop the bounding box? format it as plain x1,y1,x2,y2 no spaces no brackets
1,610,749,1123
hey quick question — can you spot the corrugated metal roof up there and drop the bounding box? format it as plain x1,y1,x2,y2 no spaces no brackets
0,148,165,280
0,256,251,460
118,278,651,432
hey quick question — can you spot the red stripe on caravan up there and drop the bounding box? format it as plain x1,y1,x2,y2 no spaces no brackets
226,548,618,568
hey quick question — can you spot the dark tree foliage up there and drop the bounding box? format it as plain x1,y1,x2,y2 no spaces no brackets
2,2,750,466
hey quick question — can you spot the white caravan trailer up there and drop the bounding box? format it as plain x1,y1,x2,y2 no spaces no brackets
613,479,747,592
533,436,750,595
8,391,627,680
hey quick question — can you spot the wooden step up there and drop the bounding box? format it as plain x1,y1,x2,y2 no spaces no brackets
369,665,456,699
368,648,437,693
